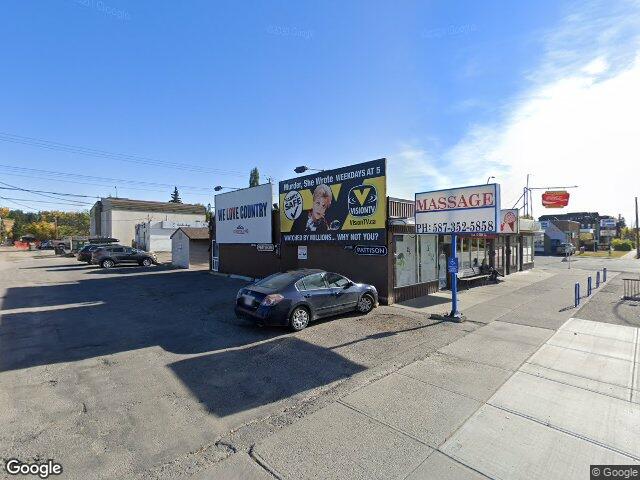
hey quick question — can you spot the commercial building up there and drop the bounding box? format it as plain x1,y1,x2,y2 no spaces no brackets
135,219,207,252
170,227,210,269
90,198,206,248
212,170,538,305
538,212,617,250
537,219,580,255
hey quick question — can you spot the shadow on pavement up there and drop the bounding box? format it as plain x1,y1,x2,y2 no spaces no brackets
0,270,283,372
168,336,366,417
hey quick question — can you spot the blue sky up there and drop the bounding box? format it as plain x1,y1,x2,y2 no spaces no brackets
1,0,639,222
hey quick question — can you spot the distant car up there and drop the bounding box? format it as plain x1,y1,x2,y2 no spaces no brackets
38,240,54,250
91,245,157,268
557,242,576,255
77,244,113,263
234,269,378,331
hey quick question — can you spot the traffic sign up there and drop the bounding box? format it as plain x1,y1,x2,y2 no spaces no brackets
448,257,459,274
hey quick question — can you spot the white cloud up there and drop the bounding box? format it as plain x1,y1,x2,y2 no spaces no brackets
391,1,640,224
387,147,451,200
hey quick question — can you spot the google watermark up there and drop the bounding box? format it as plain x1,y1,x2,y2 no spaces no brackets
4,459,63,479
73,0,131,21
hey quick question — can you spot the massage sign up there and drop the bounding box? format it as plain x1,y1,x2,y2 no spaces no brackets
415,184,501,234
279,158,387,244
214,183,273,244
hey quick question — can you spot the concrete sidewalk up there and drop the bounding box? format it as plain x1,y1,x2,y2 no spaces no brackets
241,317,639,480
204,268,639,479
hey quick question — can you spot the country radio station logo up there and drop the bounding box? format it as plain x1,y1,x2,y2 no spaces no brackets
284,190,303,220
233,225,248,235
348,185,377,217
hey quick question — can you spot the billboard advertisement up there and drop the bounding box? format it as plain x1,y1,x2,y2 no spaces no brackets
600,218,616,228
542,191,570,208
279,159,386,244
415,184,500,234
215,183,273,244
500,209,520,234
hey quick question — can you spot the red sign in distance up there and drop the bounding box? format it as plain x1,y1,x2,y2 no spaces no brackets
542,191,570,208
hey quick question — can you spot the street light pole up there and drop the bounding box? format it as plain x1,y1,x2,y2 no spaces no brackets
635,196,639,259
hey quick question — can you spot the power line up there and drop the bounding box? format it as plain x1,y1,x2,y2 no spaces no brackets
0,131,247,177
0,196,92,206
0,186,99,198
0,180,92,206
0,164,213,192
0,198,38,211
0,171,213,197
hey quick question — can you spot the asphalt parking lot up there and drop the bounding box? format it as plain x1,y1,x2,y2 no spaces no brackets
0,250,476,479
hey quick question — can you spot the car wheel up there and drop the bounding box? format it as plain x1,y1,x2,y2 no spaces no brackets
101,259,115,269
289,306,310,331
357,293,375,314
141,258,153,267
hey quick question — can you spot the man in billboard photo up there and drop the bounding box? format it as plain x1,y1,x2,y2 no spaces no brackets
292,184,333,233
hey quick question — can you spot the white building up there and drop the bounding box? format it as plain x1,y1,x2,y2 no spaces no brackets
135,220,207,252
170,227,210,269
90,198,206,248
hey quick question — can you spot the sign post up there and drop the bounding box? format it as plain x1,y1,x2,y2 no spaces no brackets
448,238,460,318
415,183,500,322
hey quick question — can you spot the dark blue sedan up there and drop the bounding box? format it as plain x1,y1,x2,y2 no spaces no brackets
234,269,378,331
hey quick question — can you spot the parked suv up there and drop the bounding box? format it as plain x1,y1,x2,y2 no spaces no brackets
92,246,157,268
77,244,111,263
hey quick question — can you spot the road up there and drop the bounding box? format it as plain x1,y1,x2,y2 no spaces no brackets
0,249,475,479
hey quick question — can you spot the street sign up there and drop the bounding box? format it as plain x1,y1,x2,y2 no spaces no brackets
448,257,459,274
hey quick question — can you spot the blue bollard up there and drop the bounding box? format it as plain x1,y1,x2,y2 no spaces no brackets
575,283,580,307
587,276,592,296
596,271,600,288
603,268,607,282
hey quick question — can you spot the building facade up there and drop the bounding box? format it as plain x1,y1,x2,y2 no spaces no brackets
90,198,206,247
135,219,207,252
170,227,210,269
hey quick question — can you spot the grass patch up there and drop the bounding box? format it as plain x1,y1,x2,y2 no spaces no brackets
576,250,628,258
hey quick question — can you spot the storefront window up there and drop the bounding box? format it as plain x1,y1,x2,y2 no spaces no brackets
495,237,504,269
394,235,418,287
510,235,519,271
394,234,438,287
523,235,534,264
418,235,438,283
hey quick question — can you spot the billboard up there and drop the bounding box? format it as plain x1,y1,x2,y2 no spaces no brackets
415,184,500,234
600,218,616,228
279,159,386,244
542,191,569,208
500,209,519,234
215,183,273,244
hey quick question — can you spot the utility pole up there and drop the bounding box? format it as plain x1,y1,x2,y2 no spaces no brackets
635,196,639,259
54,216,58,239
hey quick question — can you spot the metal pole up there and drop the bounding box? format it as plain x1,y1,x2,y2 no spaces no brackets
636,197,640,258
596,271,600,288
450,233,461,319
575,283,580,307
588,276,592,296
603,267,607,282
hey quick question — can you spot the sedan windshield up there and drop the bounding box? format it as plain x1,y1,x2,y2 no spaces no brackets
254,272,301,290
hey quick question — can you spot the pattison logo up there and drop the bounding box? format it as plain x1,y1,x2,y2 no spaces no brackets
348,185,377,217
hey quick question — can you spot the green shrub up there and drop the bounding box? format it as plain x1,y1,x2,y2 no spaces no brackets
611,238,633,251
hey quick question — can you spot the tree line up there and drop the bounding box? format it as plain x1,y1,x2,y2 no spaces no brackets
0,208,90,241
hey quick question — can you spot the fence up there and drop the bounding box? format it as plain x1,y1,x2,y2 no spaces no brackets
623,278,640,300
